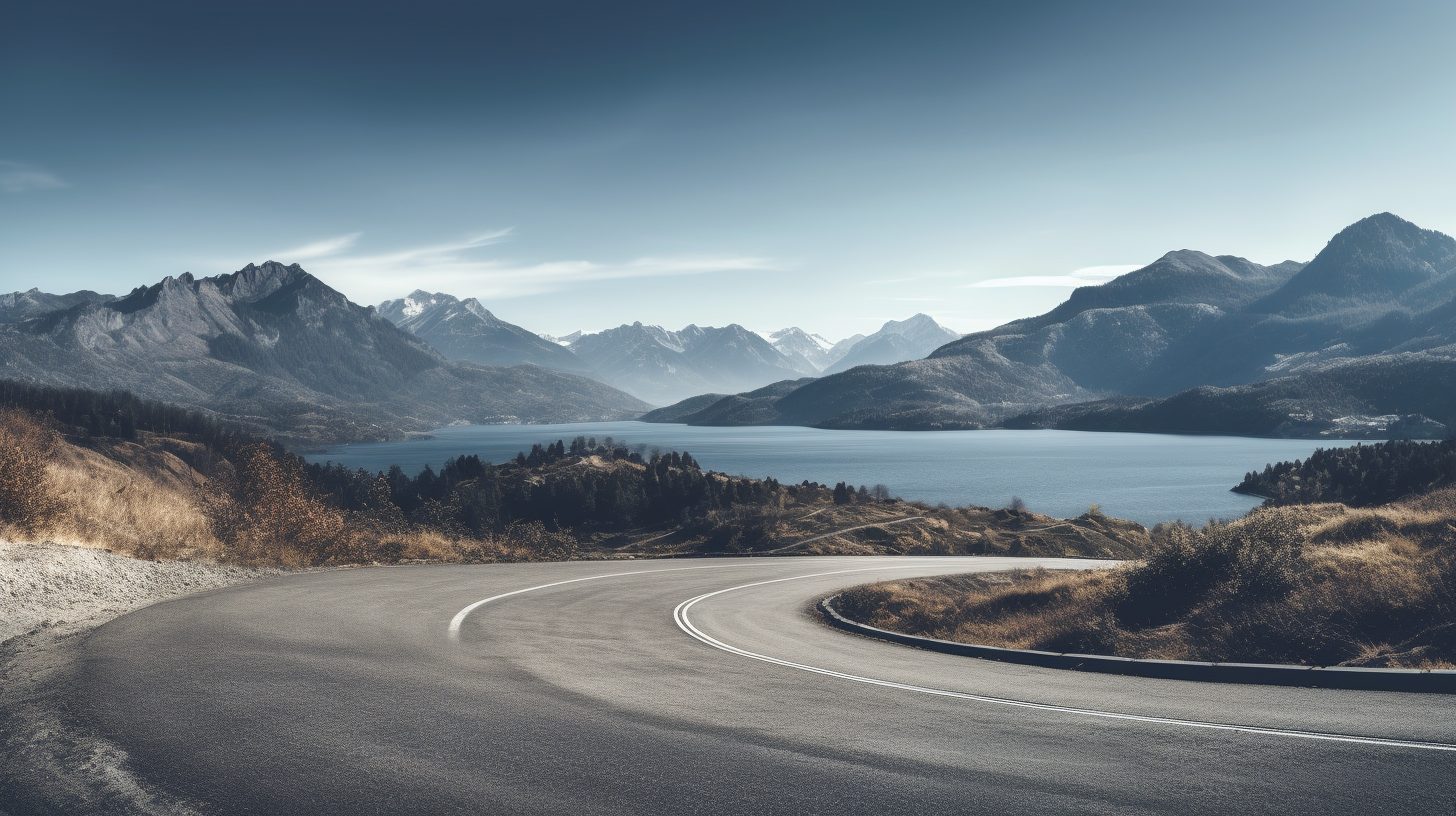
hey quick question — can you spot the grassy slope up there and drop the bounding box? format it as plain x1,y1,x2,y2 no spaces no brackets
837,491,1456,669
0,406,1152,567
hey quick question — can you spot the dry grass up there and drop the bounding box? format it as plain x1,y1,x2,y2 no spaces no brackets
839,491,1456,669
41,440,222,559
0,410,583,567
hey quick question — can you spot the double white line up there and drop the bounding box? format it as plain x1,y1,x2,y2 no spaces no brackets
672,569,1456,753
448,563,1456,752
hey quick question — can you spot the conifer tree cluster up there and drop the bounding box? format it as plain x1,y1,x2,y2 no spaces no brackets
1233,439,1456,507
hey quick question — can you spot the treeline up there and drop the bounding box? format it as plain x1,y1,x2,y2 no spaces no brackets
0,380,937,565
1233,439,1456,507
0,380,832,563
0,380,257,447
306,436,788,540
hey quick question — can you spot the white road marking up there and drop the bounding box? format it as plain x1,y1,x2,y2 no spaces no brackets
447,562,794,638
672,569,1456,753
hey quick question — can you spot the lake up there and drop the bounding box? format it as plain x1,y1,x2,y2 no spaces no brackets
304,423,1365,527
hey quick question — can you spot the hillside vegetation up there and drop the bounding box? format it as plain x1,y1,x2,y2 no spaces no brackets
838,491,1456,669
0,382,1150,566
1234,438,1456,506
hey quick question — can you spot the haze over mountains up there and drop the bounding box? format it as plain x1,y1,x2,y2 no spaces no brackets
0,264,648,444
378,291,595,376
4,212,1450,445
372,291,959,406
647,213,1456,438
821,314,960,375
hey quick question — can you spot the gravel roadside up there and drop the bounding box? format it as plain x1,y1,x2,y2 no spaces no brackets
0,541,297,815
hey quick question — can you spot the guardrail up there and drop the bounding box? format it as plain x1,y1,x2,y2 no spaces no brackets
819,595,1456,694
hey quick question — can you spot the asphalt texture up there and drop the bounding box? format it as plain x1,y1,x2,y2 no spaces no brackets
65,556,1456,814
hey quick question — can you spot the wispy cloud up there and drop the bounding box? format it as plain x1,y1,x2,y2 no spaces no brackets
275,232,364,260
0,161,68,193
265,229,783,302
966,264,1140,289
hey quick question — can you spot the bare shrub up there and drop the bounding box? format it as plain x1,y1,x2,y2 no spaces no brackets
0,409,62,535
234,444,346,566
838,496,1456,668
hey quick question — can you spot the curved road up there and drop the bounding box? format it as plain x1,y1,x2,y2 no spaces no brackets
67,557,1456,814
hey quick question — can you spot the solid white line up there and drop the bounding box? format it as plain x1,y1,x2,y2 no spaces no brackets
672,570,1456,753
447,562,787,639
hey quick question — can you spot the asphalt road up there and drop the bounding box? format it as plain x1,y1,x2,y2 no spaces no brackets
67,556,1456,815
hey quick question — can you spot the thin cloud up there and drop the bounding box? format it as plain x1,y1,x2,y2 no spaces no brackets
966,264,1140,288
0,161,68,193
284,229,783,302
275,232,363,260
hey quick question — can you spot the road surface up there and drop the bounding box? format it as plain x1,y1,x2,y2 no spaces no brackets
58,557,1456,814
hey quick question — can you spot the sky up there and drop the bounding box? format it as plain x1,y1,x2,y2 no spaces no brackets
3,0,1455,341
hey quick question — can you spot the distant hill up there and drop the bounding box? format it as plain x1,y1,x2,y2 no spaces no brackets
378,290,595,376
0,288,113,323
822,314,961,374
1001,355,1456,439
0,263,648,445
646,213,1456,435
640,378,817,425
568,322,812,405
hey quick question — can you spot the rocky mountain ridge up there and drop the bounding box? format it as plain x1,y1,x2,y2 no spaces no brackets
823,313,962,374
567,321,811,405
0,264,648,445
646,213,1456,436
377,290,595,376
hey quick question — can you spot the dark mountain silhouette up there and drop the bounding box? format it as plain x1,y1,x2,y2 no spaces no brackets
1002,355,1456,439
640,378,816,425
645,213,1456,436
378,290,595,376
0,263,647,444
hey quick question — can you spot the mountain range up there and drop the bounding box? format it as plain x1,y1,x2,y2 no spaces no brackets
377,290,595,376
7,211,1446,445
645,213,1456,437
821,314,960,374
368,291,959,407
0,264,648,445
565,322,808,406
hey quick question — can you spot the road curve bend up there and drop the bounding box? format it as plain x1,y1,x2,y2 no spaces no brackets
55,557,1456,814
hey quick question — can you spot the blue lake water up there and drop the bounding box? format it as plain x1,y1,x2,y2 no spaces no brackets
304,423,1365,527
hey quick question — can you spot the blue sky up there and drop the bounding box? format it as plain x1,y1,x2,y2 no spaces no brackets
3,0,1454,340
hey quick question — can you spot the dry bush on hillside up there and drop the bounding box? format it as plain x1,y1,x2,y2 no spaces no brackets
229,443,348,566
840,497,1456,669
0,408,62,536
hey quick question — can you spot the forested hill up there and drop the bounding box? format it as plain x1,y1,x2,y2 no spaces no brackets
1002,355,1456,439
1233,438,1456,507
